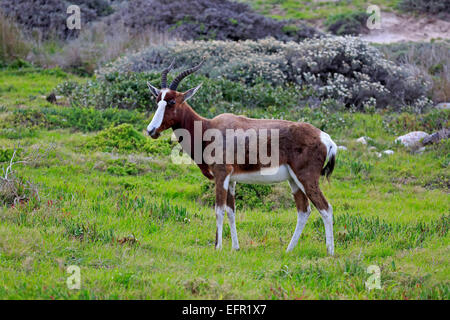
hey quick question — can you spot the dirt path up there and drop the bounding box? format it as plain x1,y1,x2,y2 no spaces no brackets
360,12,450,43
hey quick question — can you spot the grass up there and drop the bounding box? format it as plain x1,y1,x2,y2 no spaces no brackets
0,68,448,299
241,0,400,21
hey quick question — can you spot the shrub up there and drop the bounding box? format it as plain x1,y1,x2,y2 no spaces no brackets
86,123,174,155
104,0,320,42
0,12,29,65
97,37,431,110
86,123,148,153
398,0,450,20
59,71,302,117
377,41,450,103
325,11,370,36
0,146,45,207
200,181,273,210
0,0,113,40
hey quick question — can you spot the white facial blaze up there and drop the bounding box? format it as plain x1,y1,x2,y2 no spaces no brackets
147,89,168,133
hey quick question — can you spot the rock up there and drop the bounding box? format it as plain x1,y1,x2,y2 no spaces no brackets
46,93,57,103
383,150,394,155
356,137,368,145
435,102,450,110
368,146,377,151
375,152,382,158
415,147,426,154
395,131,430,148
422,128,450,145
337,146,347,151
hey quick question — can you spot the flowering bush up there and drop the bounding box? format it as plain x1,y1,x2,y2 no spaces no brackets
98,37,431,110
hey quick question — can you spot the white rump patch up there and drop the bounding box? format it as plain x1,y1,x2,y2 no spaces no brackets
320,131,337,161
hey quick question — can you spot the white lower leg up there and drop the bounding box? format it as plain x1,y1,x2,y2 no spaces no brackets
286,206,311,252
215,205,225,249
226,205,240,250
319,205,334,256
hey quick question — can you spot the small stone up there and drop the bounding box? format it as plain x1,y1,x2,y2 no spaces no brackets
368,146,377,151
422,128,450,145
356,137,368,145
46,93,57,103
375,152,382,158
383,150,394,155
337,145,347,151
415,147,426,154
395,131,430,148
435,102,450,110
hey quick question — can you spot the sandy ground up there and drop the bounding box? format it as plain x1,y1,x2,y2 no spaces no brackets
360,12,450,43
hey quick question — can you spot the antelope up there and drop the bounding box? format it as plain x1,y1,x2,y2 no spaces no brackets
146,60,337,255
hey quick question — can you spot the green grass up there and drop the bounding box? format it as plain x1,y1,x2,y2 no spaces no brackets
241,0,400,21
0,68,448,299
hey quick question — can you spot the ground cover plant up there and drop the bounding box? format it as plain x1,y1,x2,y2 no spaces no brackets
0,64,448,299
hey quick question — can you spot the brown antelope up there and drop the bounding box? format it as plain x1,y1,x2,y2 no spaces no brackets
147,60,337,255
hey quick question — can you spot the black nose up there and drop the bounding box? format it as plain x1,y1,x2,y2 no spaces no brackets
148,128,156,136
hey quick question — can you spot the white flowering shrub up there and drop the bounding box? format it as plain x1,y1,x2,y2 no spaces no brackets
98,37,431,110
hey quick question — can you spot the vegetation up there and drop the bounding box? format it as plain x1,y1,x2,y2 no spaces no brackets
0,67,448,299
242,0,400,21
398,0,450,20
96,37,431,110
325,12,370,36
0,0,448,301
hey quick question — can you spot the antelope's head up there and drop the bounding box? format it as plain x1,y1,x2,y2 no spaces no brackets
146,59,203,139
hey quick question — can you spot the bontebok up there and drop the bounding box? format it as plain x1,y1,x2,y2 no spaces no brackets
146,60,337,255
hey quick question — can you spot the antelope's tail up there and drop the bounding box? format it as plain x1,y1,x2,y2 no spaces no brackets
320,132,337,179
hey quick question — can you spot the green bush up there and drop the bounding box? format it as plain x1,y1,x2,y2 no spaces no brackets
398,0,450,19
86,123,148,153
325,12,370,36
58,72,303,117
86,123,174,155
106,159,140,176
200,181,273,210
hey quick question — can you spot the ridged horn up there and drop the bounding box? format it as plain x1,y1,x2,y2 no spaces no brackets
169,59,205,91
161,58,175,88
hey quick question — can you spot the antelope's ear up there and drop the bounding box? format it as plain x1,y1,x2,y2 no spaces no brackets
183,83,202,102
147,82,160,98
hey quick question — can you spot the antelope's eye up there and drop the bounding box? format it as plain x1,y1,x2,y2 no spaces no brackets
168,99,176,106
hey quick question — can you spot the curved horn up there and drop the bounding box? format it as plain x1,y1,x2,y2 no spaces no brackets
161,58,175,88
169,59,205,91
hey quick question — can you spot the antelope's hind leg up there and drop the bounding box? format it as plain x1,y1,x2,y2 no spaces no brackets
287,166,334,256
286,180,311,252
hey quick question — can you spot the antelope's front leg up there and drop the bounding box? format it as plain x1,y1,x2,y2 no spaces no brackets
214,178,228,250
226,181,239,250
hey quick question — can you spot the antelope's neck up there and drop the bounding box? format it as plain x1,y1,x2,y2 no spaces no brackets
175,103,213,179
177,102,210,135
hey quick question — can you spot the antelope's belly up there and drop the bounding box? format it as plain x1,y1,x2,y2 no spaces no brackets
230,165,290,184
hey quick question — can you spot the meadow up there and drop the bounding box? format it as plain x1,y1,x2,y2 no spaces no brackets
0,65,448,299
